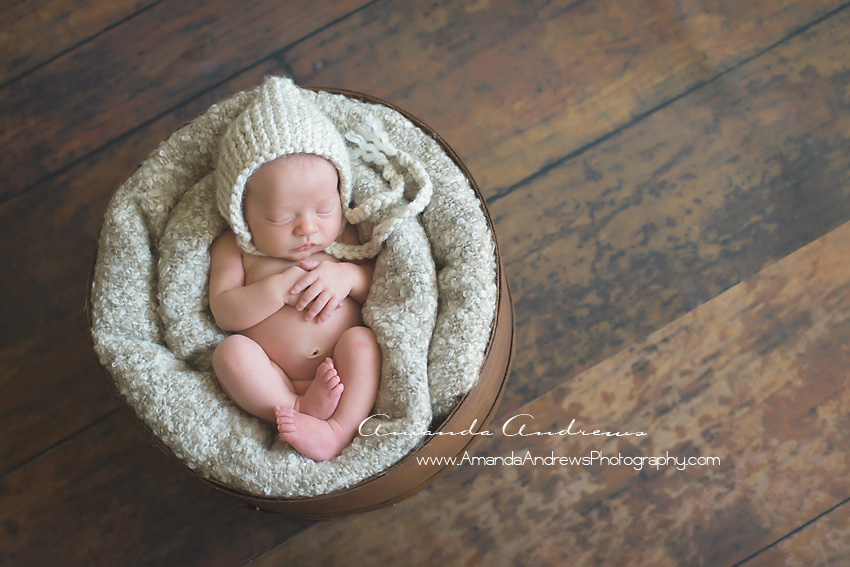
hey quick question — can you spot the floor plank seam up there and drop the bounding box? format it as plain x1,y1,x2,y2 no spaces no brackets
271,0,383,85
0,1,164,91
731,495,850,566
239,524,320,566
0,408,119,479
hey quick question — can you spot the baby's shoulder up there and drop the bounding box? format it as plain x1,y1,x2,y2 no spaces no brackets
211,229,238,252
210,230,243,264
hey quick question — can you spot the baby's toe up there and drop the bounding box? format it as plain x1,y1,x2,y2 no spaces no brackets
325,372,341,388
275,405,294,419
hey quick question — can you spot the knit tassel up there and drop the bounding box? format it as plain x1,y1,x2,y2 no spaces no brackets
326,116,434,260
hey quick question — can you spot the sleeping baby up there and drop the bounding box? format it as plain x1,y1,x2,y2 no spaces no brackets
209,77,383,462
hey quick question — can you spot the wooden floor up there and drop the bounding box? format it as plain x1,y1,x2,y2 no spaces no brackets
3,0,850,565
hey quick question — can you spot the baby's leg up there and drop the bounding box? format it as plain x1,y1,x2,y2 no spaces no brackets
276,327,381,461
212,334,298,423
330,326,382,433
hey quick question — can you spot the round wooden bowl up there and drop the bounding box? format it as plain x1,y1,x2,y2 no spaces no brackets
87,89,514,519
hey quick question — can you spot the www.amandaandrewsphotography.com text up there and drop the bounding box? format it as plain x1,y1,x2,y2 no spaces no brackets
357,413,720,471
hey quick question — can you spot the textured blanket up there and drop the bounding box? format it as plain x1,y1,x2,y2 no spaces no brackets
90,85,497,497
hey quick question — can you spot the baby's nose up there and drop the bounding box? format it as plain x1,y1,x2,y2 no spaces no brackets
295,216,318,235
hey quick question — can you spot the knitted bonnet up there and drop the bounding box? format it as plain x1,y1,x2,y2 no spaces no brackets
216,75,434,260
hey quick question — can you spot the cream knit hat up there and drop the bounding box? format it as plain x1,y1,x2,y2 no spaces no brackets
216,75,434,260
216,76,353,256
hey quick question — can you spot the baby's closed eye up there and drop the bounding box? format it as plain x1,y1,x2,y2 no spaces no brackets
266,216,294,226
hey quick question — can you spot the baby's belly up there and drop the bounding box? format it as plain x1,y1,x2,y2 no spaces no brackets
243,298,363,382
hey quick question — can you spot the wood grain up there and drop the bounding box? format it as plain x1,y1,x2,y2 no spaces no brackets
0,0,155,85
248,217,850,567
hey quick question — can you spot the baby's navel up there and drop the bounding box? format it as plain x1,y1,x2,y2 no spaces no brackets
307,347,323,359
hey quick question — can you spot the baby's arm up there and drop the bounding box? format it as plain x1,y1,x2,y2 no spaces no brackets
209,231,307,331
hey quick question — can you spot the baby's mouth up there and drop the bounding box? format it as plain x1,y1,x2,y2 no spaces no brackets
294,242,315,253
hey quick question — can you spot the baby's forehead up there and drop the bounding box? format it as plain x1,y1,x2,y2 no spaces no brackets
245,153,341,201
267,152,336,170
249,153,337,183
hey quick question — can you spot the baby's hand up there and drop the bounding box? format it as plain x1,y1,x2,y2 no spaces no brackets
290,261,353,322
278,265,310,307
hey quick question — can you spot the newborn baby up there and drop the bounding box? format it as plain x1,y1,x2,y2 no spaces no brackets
209,77,386,462
210,153,380,462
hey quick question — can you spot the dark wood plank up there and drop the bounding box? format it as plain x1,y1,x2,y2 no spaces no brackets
0,0,156,85
0,0,371,200
0,411,312,566
249,218,850,566
0,323,110,477
282,0,846,198
0,61,281,472
492,4,850,414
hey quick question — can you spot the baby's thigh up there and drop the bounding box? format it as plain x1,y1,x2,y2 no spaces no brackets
212,334,297,397
249,337,295,384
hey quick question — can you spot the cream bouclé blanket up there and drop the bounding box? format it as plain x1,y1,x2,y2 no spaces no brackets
90,86,497,497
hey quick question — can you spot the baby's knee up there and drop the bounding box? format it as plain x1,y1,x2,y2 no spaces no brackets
212,334,256,374
337,326,380,359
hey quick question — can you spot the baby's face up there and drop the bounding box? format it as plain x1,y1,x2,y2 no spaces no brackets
244,154,342,261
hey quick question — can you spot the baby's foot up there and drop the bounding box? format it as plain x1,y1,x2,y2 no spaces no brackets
274,406,348,462
298,358,343,420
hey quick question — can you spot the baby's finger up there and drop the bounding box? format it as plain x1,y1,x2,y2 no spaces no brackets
291,271,318,295
305,290,334,321
299,260,319,271
295,283,323,311
318,298,343,322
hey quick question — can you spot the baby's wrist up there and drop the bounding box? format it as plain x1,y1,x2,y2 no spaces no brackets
276,271,299,305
